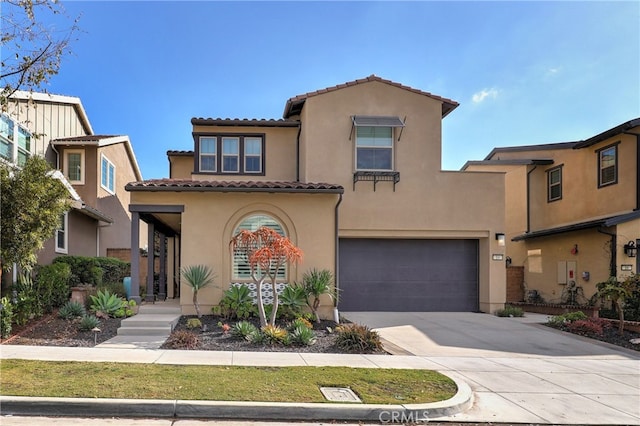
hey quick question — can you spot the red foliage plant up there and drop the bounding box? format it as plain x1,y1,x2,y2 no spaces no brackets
567,319,604,336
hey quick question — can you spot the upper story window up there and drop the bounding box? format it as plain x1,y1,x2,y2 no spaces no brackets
0,113,31,166
101,154,116,194
597,143,618,187
55,212,68,254
232,214,286,280
356,126,393,171
196,134,264,175
547,166,562,202
65,149,84,184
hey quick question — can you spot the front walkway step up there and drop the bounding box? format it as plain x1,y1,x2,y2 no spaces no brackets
117,326,172,336
96,335,169,349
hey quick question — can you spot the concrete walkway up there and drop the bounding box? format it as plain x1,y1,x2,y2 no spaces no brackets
1,310,639,425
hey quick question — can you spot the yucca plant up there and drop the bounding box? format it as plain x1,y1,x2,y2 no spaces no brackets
181,265,216,318
301,268,335,323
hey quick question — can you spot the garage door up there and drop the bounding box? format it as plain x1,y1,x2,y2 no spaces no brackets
339,239,478,312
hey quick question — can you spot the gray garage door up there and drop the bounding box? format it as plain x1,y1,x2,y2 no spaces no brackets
339,239,478,312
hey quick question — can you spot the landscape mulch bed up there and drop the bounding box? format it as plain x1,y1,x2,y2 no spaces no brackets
545,322,640,351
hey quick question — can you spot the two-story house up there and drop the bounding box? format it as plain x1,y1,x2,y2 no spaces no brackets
2,91,143,267
464,118,640,304
126,75,506,317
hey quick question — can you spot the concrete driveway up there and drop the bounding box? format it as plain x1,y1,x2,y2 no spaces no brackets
343,311,640,425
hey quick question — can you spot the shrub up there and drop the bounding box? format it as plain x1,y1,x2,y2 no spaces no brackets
34,262,71,312
97,282,127,298
12,273,42,326
0,297,14,339
289,317,313,330
58,301,86,320
567,319,604,336
261,324,289,345
181,264,215,318
547,311,588,327
290,324,316,346
335,323,383,353
300,268,335,323
53,256,102,286
279,284,307,319
219,284,255,320
495,305,524,317
89,290,125,317
232,320,258,340
96,257,130,284
79,315,101,331
164,330,200,349
186,318,202,329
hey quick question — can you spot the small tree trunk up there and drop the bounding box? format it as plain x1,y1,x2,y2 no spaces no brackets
256,278,267,327
193,290,201,318
313,297,321,323
269,278,279,326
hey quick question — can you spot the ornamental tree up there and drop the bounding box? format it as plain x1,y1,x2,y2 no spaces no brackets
1,155,71,274
230,226,303,327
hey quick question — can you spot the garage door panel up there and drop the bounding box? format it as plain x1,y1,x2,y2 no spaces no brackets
339,239,478,312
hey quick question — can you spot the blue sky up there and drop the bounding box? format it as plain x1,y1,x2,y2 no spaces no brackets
36,1,640,179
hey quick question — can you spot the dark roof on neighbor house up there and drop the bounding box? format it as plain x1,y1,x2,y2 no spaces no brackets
283,75,459,119
191,118,300,127
461,159,554,171
53,135,125,143
573,118,640,149
512,210,640,241
482,142,578,161
125,179,344,194
167,150,194,157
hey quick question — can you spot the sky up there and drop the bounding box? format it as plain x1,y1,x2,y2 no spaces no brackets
26,1,640,180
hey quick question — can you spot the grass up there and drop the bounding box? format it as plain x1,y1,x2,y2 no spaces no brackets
0,360,456,404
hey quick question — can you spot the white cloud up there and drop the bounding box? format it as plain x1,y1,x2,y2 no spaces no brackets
472,88,499,104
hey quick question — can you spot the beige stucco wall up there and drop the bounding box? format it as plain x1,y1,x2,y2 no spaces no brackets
617,220,639,278
169,155,193,179
191,126,298,181
38,210,98,264
129,190,339,316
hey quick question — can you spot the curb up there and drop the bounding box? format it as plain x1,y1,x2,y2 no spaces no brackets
0,377,472,422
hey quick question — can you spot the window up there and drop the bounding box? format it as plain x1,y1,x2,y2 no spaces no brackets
101,154,115,193
232,214,286,280
196,134,264,175
200,137,217,171
0,114,14,161
65,150,84,183
356,126,393,171
547,166,562,202
16,127,31,166
598,144,618,187
222,137,239,172
55,212,68,254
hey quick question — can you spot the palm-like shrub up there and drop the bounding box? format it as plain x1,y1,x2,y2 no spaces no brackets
181,265,215,318
301,268,335,323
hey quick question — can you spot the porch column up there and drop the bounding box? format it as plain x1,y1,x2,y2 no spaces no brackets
130,212,141,304
146,222,155,302
158,232,167,301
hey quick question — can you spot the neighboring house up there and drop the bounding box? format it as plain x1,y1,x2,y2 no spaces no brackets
464,118,640,304
126,75,506,316
2,91,143,266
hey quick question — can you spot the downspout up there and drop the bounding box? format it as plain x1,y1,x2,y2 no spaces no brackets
598,228,617,278
526,166,537,233
333,193,343,323
295,122,301,182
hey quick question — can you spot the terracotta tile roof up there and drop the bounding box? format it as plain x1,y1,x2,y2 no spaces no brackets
167,150,194,156
191,118,299,127
126,179,344,194
283,75,459,118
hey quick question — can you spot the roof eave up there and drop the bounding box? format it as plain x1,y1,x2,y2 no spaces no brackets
573,118,640,149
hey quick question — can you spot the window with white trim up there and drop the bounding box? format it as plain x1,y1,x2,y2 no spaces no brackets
356,126,393,171
232,214,286,280
55,212,68,254
101,154,115,193
547,166,562,202
0,113,32,165
65,150,84,184
196,134,264,175
597,144,618,187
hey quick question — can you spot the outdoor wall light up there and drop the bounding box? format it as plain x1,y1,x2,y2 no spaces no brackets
495,233,506,247
623,241,637,258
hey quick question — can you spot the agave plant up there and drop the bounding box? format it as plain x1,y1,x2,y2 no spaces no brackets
181,265,215,318
89,290,124,317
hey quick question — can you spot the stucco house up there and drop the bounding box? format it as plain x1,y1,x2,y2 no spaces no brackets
464,118,640,304
126,75,507,316
2,92,143,268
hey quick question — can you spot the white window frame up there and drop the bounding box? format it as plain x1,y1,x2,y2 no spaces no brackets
101,154,116,194
65,149,85,184
55,212,68,254
355,126,394,171
232,214,287,281
199,136,217,172
222,137,240,173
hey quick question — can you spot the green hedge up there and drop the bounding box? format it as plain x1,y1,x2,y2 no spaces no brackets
53,256,130,286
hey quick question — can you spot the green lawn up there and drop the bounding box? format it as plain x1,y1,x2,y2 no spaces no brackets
1,360,456,404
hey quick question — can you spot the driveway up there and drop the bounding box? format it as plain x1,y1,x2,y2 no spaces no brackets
343,311,640,425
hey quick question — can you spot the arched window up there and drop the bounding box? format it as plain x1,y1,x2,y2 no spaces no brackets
232,214,286,280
